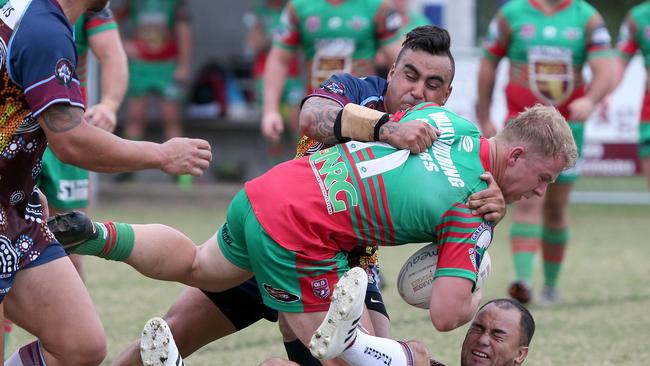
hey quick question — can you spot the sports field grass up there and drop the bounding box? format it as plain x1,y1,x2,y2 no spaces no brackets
7,182,650,365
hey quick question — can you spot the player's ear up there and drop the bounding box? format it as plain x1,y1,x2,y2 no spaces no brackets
507,146,525,166
442,85,452,105
514,346,528,364
387,63,397,83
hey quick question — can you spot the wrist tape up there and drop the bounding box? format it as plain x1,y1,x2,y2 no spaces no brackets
334,103,391,143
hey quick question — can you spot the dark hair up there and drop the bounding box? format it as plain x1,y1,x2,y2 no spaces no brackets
478,298,535,346
396,25,456,82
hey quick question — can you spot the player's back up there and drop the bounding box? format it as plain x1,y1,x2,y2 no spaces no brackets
246,104,490,256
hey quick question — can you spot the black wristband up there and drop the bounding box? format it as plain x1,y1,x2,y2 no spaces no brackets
373,114,391,141
333,109,351,143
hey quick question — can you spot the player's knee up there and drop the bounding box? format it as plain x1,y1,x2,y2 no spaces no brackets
405,340,431,364
277,313,298,342
56,330,107,365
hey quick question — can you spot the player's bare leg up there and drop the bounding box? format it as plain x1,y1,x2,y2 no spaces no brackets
508,196,543,303
540,182,573,304
160,99,183,141
4,257,106,365
124,96,149,140
642,157,650,188
113,286,239,366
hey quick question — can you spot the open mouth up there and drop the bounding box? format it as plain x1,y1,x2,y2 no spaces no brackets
472,350,489,359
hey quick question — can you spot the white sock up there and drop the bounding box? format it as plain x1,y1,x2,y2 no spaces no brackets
340,329,414,366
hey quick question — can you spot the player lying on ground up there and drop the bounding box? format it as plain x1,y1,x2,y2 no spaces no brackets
49,103,574,366
135,270,535,366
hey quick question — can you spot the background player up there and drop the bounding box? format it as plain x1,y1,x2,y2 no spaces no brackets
615,1,650,188
477,0,614,304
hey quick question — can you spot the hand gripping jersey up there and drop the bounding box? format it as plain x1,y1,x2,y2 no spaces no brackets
483,0,612,118
246,103,494,284
0,0,83,268
274,0,402,89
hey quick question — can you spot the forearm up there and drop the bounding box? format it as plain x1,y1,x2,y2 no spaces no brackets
429,277,477,331
90,29,128,111
175,22,192,71
54,123,165,173
263,46,290,114
98,54,128,111
40,105,165,172
477,58,497,125
586,57,615,104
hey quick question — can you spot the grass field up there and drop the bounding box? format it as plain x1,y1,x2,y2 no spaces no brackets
7,180,650,365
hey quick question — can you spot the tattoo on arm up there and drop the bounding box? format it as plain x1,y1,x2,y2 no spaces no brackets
378,122,399,142
301,98,342,144
40,105,84,133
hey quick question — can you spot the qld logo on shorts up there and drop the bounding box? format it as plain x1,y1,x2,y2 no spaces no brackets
263,283,299,303
54,58,74,87
311,278,330,300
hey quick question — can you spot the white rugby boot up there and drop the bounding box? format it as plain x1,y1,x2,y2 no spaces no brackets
140,317,185,366
309,267,368,360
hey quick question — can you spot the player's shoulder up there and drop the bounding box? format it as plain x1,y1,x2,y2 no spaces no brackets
571,0,601,18
404,103,480,135
498,0,528,19
329,73,387,94
630,1,650,20
12,0,72,47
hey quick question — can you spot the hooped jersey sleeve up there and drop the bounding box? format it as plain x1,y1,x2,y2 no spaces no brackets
584,12,612,61
482,11,511,62
434,202,493,286
617,13,638,60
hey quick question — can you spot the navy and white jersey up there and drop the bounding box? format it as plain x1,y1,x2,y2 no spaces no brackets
295,73,388,157
304,73,388,111
0,0,83,276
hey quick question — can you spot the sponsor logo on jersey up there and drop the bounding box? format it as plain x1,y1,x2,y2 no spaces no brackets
305,15,320,32
428,112,465,188
309,147,359,214
55,58,74,87
461,136,474,153
520,24,535,39
311,278,330,299
348,16,368,31
321,80,345,95
542,26,557,39
328,16,342,30
220,222,233,245
469,221,492,271
263,283,300,303
562,27,582,41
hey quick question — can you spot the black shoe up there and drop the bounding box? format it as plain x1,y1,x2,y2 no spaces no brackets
47,211,97,250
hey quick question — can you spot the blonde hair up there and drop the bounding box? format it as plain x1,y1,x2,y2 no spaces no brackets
497,104,578,169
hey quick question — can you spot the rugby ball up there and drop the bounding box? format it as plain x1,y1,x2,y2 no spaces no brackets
397,243,491,309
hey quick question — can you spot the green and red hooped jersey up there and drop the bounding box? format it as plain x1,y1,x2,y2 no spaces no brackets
246,103,493,283
116,0,190,61
74,6,117,102
617,1,650,120
273,0,402,88
483,0,612,114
